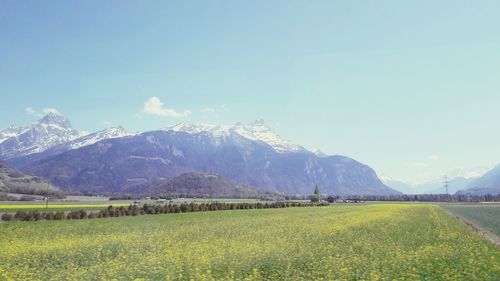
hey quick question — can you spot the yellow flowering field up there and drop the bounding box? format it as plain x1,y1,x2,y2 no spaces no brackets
0,204,498,280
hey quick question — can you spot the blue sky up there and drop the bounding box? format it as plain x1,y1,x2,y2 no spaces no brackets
1,1,500,182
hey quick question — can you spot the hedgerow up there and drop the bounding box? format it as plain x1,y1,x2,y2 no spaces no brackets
2,201,328,222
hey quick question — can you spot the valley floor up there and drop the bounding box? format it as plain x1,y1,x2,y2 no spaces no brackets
0,204,499,280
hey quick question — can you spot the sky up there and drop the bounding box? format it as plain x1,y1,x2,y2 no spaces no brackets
1,0,500,183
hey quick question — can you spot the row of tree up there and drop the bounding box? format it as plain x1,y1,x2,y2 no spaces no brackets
305,185,500,202
1,201,329,222
108,194,284,201
341,193,500,202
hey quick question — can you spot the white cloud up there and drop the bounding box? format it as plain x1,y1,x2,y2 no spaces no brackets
42,107,60,115
24,107,37,115
428,155,439,161
24,107,60,117
143,97,191,118
202,107,216,113
405,162,428,168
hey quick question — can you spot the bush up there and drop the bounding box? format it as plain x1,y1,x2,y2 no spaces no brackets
19,195,36,201
1,213,13,221
88,212,98,219
43,212,55,220
14,211,29,221
310,194,320,203
78,210,88,219
4,200,326,223
54,212,65,220
32,211,43,221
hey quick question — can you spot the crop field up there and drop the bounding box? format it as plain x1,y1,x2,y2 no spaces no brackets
0,203,129,212
0,204,499,280
442,203,500,236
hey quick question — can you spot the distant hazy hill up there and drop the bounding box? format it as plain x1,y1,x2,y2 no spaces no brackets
458,164,500,195
0,161,60,195
141,172,277,198
383,177,476,195
381,165,495,195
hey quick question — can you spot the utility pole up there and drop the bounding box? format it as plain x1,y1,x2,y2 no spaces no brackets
443,175,449,202
208,170,214,200
443,175,449,195
45,182,49,211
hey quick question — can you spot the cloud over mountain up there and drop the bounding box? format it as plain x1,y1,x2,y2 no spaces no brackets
143,97,191,118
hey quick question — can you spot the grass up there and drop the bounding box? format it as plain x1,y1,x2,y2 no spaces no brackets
0,203,129,212
0,204,499,280
441,203,500,236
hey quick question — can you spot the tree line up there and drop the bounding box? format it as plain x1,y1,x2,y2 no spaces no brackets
0,201,329,222
333,193,500,202
286,189,500,202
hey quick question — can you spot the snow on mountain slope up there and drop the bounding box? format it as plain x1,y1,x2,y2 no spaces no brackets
164,120,306,153
0,113,135,162
4,125,135,168
67,126,135,150
310,148,328,158
446,165,496,180
166,123,229,136
232,120,305,153
0,113,84,159
0,125,27,144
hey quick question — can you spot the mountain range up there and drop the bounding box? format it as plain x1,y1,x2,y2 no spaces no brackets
0,113,400,196
381,164,500,196
0,113,84,160
7,125,133,168
457,164,500,195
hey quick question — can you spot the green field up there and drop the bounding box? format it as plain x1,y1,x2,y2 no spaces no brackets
442,203,500,236
0,204,499,280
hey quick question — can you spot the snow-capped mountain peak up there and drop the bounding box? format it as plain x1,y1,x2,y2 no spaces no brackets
66,126,135,150
248,119,266,126
37,112,72,128
0,125,27,144
165,123,230,136
0,113,86,160
310,148,328,158
232,121,304,153
164,120,305,153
